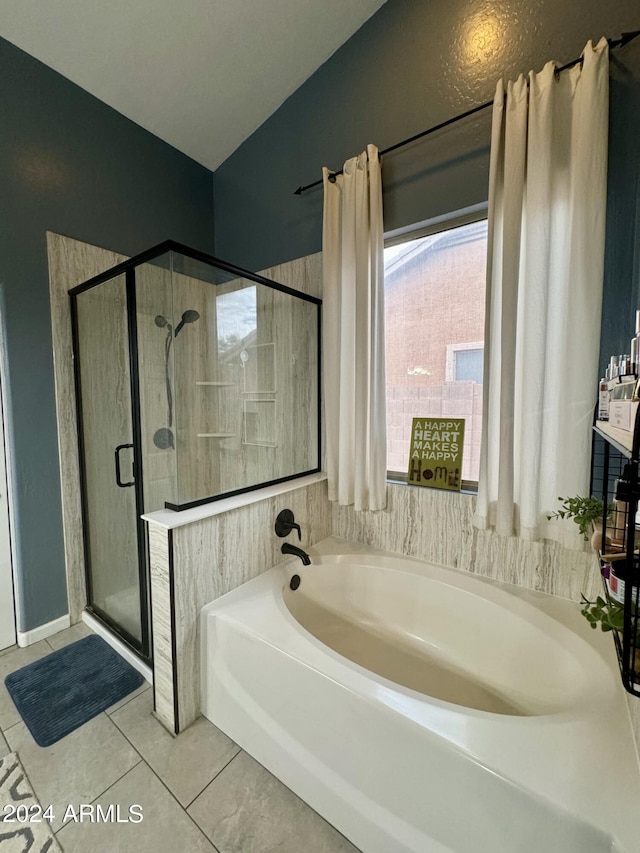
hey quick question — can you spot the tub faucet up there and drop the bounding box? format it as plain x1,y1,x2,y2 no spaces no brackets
281,542,311,566
275,509,301,540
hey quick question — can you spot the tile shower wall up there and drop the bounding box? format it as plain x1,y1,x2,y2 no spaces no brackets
47,233,128,624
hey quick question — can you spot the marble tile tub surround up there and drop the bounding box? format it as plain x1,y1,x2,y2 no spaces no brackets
333,482,602,603
148,477,331,734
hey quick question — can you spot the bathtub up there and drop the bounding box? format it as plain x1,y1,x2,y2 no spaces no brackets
201,537,640,853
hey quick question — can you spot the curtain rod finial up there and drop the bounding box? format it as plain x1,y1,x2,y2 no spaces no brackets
620,30,640,47
610,30,640,50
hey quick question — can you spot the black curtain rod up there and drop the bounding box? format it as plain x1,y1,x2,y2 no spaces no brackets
293,30,640,196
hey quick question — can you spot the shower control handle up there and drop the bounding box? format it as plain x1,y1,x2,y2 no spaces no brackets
114,443,135,488
275,509,301,540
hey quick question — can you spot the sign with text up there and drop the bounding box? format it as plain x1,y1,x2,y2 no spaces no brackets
407,418,465,491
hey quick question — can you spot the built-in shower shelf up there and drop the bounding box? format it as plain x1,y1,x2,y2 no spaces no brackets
196,381,237,387
196,432,236,438
244,440,277,448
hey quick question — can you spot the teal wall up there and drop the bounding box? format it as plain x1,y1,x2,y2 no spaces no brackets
602,46,640,372
212,0,640,373
0,37,215,631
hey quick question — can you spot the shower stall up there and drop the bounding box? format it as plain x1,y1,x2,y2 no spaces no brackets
70,242,321,661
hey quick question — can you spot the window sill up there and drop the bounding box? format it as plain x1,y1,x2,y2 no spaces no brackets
387,472,478,496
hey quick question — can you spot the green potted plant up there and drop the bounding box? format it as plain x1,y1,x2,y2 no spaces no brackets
547,495,613,544
580,594,640,674
581,594,626,634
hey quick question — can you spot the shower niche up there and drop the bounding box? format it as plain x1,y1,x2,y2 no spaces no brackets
70,242,321,661
241,342,277,448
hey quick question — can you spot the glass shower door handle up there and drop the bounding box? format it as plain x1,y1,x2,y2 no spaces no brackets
114,443,135,488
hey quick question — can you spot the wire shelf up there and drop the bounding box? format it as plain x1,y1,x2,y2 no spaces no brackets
591,428,640,696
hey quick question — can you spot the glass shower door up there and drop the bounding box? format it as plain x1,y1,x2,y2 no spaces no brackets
73,273,148,657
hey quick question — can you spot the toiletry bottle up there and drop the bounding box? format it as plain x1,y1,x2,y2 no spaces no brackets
611,499,627,546
598,376,609,420
608,560,635,605
631,310,640,376
608,464,638,605
610,355,619,380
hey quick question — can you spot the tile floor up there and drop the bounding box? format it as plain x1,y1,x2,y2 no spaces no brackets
0,623,360,853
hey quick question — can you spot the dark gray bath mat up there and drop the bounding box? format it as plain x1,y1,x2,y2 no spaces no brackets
0,751,62,851
4,634,144,747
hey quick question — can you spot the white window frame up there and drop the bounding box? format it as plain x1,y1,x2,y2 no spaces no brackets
384,204,488,491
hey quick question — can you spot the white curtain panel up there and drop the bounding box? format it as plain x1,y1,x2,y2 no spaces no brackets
322,143,387,511
475,38,609,548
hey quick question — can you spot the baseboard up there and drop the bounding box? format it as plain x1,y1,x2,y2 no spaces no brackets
17,614,71,647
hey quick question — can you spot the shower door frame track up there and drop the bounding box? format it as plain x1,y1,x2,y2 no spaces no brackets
70,275,152,664
124,267,152,661
69,240,324,306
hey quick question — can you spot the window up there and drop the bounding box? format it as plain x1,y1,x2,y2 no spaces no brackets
384,217,488,485
216,285,257,355
454,348,483,383
445,342,484,384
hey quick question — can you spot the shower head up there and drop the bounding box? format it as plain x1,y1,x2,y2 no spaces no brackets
174,310,200,337
155,315,171,329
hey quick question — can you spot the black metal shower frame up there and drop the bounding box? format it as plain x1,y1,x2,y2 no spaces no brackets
70,239,323,661
70,269,152,662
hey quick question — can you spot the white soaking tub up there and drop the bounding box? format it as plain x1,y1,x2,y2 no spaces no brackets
200,537,640,853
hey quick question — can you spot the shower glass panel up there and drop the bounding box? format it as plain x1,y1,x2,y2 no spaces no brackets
73,273,145,650
139,249,320,511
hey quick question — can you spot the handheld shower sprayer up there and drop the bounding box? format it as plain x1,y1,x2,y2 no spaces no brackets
174,310,200,337
155,310,200,336
153,309,200,449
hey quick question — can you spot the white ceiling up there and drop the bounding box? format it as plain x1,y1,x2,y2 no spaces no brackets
0,0,386,170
